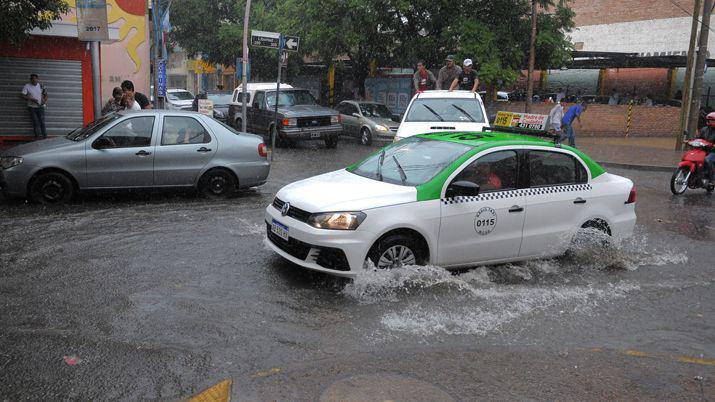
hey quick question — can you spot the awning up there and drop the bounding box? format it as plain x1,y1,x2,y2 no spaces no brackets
569,51,715,69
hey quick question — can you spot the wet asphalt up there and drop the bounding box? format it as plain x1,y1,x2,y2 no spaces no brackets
0,138,713,401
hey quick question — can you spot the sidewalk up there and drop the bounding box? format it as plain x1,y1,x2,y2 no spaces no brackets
576,137,681,172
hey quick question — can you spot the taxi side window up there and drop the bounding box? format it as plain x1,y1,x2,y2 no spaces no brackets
452,150,518,193
528,150,587,187
161,116,211,145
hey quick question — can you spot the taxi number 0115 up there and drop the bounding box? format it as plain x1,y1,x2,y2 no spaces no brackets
474,207,497,235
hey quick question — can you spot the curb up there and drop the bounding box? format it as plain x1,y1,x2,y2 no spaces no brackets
597,161,673,173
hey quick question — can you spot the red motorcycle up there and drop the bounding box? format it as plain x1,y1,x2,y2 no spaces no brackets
670,138,715,195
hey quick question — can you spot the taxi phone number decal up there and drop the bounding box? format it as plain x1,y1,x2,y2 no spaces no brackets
474,207,497,235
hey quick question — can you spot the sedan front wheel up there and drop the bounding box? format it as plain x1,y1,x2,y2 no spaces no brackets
29,172,75,205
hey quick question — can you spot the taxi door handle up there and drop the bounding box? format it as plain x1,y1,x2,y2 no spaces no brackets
508,205,524,213
573,198,587,204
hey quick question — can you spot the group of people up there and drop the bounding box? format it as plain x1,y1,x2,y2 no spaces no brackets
413,55,479,93
101,80,152,115
547,100,587,148
20,73,152,140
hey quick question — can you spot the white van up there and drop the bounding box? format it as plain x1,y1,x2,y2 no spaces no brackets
228,83,293,128
394,90,490,141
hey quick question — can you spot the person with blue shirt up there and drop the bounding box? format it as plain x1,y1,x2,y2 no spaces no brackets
561,101,587,147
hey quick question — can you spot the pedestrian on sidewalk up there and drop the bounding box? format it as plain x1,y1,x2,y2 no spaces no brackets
101,87,124,115
21,73,48,139
449,59,479,92
121,80,152,109
547,101,564,137
413,60,437,92
608,89,619,105
121,92,141,111
561,101,587,147
436,55,462,90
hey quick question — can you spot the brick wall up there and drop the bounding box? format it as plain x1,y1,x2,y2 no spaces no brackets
570,0,702,27
486,102,680,137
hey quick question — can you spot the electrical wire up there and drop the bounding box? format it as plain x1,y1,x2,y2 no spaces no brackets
668,0,715,35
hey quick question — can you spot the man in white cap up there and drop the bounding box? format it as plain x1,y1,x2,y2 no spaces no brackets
450,58,479,92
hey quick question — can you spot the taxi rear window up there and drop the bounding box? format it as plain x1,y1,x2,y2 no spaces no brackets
351,137,473,186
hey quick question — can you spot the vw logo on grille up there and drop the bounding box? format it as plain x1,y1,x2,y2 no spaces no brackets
281,202,290,216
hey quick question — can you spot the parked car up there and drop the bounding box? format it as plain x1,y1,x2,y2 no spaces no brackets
166,89,195,110
229,83,341,148
394,90,490,141
336,101,399,145
192,91,233,123
265,129,636,277
0,110,269,204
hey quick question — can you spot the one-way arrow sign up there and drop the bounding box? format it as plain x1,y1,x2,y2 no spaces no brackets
284,35,300,52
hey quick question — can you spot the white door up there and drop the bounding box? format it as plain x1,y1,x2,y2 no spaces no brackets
519,149,591,258
438,150,525,267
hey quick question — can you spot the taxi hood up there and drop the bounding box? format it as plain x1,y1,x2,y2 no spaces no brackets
276,169,417,212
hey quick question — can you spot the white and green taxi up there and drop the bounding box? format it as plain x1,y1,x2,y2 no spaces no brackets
265,130,636,277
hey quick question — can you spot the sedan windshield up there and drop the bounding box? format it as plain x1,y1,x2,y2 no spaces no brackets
266,90,317,107
351,137,473,186
168,91,194,101
359,103,392,118
66,114,122,141
405,98,485,123
207,93,233,105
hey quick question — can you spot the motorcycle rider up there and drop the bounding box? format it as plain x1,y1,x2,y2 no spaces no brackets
698,111,715,185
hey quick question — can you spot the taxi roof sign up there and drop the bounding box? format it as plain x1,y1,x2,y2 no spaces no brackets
494,111,549,131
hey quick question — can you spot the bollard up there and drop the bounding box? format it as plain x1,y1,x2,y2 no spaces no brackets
625,100,634,137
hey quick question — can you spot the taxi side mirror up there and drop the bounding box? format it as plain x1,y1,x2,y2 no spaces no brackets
446,181,480,198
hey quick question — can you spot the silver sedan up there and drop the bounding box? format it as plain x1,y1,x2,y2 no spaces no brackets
337,101,400,145
0,110,270,204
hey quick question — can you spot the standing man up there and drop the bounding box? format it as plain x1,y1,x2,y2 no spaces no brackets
413,60,437,92
561,101,587,147
21,73,48,139
120,80,152,109
608,89,619,105
547,101,564,137
436,55,462,90
449,59,479,92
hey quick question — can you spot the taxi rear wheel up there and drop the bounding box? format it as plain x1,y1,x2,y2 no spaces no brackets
367,234,426,269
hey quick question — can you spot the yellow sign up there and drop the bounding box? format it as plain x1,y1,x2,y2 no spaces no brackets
494,111,514,127
494,111,548,130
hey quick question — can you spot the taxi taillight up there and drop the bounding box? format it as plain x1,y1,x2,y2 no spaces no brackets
625,186,636,204
258,143,268,158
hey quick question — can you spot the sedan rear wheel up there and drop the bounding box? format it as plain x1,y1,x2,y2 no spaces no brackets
198,169,236,199
29,172,74,205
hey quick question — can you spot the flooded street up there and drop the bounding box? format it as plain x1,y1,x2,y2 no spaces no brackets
1,141,713,400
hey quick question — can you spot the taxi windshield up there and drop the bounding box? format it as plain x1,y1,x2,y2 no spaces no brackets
351,137,472,186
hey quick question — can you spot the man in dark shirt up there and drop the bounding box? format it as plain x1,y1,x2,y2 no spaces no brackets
121,80,152,109
436,55,462,90
449,59,479,92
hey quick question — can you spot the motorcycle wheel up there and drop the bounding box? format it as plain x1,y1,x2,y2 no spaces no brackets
670,167,690,195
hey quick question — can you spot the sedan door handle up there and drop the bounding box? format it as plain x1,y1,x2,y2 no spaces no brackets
197,147,212,153
573,198,587,204
508,205,524,213
135,150,152,156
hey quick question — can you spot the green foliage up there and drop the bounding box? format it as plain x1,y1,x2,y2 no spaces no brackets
169,0,575,91
0,0,70,47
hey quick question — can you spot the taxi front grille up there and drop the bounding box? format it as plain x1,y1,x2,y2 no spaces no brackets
266,224,350,271
266,223,311,260
272,197,311,223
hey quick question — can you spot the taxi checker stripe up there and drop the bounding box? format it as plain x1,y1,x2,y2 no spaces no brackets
441,184,593,205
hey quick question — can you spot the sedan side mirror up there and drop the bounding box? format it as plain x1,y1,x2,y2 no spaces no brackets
93,137,112,150
446,180,480,198
391,113,402,123
352,112,361,118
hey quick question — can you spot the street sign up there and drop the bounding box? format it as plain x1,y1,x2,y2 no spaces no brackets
76,0,109,41
157,59,167,97
284,36,300,52
251,30,280,49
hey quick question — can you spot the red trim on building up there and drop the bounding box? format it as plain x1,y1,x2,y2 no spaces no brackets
0,36,96,125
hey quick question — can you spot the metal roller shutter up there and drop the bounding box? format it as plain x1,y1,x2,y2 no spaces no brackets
0,57,83,137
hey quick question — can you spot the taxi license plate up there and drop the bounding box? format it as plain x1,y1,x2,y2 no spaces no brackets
310,132,321,139
271,219,289,241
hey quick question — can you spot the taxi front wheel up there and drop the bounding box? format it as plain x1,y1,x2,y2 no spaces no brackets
367,234,427,270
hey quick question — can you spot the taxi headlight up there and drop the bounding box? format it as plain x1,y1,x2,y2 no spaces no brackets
375,124,389,132
0,156,23,170
308,211,366,230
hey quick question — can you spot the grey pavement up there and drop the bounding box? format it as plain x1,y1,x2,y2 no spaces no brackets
577,136,683,171
0,139,713,401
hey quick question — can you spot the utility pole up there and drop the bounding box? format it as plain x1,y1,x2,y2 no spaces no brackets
687,0,713,139
677,0,702,150
525,0,537,113
241,0,251,133
151,0,160,108
90,41,101,119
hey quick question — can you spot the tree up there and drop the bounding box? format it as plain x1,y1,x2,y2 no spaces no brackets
0,0,70,47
